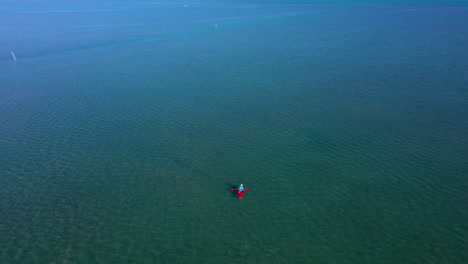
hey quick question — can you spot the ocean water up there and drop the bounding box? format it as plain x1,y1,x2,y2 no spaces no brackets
1,2,467,263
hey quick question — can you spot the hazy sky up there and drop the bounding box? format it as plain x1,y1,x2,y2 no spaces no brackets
1,0,468,5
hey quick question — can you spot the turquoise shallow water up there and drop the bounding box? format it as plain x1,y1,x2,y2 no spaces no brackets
1,3,467,263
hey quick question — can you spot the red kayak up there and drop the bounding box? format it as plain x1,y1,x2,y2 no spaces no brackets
231,188,248,198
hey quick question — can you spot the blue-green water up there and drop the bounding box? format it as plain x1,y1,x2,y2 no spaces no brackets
1,2,467,263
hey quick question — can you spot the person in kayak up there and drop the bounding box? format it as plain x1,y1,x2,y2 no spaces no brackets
238,184,244,192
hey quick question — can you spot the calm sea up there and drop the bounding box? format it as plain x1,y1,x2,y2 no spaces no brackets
1,2,467,263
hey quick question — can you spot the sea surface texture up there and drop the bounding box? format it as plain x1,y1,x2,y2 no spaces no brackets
1,1,467,263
